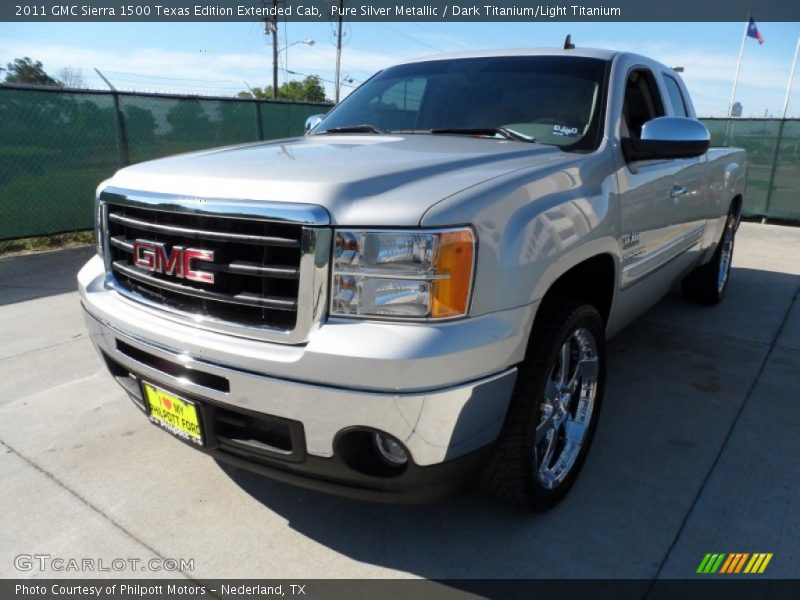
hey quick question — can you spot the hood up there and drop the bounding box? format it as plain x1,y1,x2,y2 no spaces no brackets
108,134,570,226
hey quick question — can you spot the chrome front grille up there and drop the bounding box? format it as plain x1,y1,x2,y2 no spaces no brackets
100,188,331,343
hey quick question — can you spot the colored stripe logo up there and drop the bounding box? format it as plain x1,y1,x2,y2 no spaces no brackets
697,553,773,574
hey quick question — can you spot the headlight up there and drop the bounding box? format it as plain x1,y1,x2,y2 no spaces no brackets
331,228,475,320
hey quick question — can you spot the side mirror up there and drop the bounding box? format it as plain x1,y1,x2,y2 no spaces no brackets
305,114,324,133
622,116,710,162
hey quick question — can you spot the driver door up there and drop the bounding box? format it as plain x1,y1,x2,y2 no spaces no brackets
617,69,694,289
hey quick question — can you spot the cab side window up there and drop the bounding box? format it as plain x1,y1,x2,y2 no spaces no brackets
621,69,664,139
663,75,688,117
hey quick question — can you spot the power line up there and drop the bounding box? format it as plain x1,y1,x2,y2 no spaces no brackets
102,75,242,87
234,21,259,83
379,24,446,52
412,23,479,50
80,62,359,95
103,70,246,84
285,68,356,88
291,44,370,80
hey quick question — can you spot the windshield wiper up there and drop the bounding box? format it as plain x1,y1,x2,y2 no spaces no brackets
429,127,536,143
314,124,385,135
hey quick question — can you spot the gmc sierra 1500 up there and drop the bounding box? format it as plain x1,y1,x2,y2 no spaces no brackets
79,48,746,510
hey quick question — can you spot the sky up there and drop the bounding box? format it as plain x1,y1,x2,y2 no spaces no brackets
1,21,800,117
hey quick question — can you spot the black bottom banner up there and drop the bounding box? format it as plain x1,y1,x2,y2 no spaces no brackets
4,579,800,600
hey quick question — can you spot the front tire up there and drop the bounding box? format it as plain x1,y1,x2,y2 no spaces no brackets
481,298,606,511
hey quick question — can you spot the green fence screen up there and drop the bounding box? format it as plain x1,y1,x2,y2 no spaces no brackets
1,85,798,241
120,94,263,165
0,86,330,240
1,89,121,239
704,118,800,221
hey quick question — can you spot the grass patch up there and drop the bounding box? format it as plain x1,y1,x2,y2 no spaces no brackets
0,230,95,257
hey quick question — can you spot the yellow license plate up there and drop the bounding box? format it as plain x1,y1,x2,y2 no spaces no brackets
143,382,203,446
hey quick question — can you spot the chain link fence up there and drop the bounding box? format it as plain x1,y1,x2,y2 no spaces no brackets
0,85,331,241
1,85,799,241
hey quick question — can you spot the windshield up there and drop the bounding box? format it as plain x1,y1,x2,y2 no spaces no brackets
314,56,608,150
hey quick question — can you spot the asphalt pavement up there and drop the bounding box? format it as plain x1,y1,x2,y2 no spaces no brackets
1,222,798,582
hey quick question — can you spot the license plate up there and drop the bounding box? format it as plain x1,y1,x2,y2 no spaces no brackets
143,382,203,446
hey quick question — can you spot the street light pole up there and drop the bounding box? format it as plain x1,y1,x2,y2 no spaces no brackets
277,39,315,86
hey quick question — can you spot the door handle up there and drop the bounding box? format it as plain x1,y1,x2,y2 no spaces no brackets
670,185,688,198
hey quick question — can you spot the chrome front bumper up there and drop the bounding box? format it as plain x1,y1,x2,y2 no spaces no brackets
79,255,535,468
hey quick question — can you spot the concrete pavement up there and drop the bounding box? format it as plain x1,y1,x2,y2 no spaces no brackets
0,223,798,582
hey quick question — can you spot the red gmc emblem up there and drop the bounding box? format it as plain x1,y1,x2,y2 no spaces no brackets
132,240,215,284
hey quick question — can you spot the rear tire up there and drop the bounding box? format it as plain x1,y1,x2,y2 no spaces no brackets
682,207,738,305
481,298,606,511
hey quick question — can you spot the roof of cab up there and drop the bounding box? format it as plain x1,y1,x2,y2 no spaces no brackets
394,48,677,79
397,47,622,64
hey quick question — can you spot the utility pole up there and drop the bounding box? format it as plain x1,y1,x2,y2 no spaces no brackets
263,1,279,99
334,0,344,103
338,75,353,100
272,0,279,98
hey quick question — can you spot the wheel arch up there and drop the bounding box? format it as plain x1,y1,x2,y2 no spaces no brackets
527,242,620,346
730,193,743,228
544,254,617,324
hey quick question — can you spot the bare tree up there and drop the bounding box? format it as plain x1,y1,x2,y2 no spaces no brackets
57,67,86,89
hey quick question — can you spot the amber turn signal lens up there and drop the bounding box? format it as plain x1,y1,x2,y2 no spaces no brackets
431,229,475,318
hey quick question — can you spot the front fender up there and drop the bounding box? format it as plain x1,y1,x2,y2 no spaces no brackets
421,146,621,316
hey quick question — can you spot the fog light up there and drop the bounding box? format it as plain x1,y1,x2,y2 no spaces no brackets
372,432,408,466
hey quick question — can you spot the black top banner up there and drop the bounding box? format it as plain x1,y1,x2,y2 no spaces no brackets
3,0,800,22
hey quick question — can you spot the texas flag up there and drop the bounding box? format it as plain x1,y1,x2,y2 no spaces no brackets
747,17,765,45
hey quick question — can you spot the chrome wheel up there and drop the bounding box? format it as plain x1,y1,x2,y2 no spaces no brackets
717,216,735,294
535,327,599,490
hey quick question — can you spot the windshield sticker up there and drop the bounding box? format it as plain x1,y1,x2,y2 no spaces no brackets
553,125,579,137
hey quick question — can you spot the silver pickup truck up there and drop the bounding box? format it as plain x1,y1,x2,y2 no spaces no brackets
79,48,746,510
